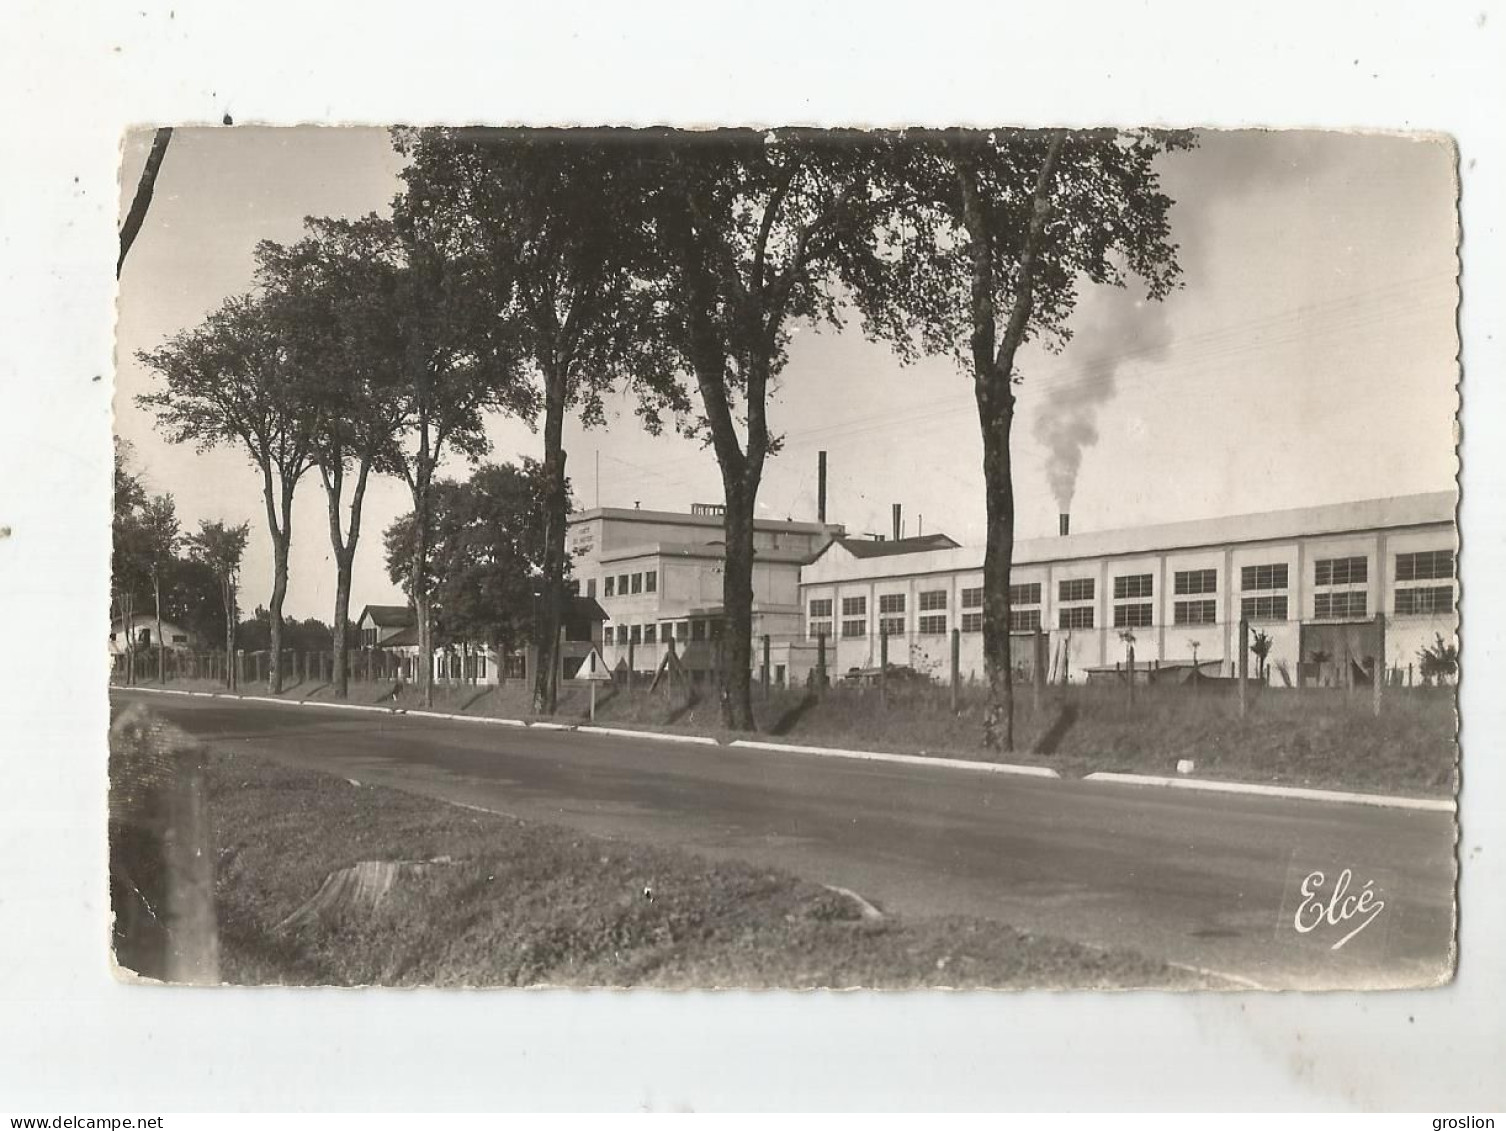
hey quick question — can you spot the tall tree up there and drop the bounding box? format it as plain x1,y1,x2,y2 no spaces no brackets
392,128,668,714
136,292,321,692
186,519,251,688
255,220,410,698
356,208,535,708
851,128,1190,750
636,129,893,729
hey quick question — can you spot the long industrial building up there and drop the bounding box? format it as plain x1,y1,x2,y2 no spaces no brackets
798,491,1458,686
562,490,1456,689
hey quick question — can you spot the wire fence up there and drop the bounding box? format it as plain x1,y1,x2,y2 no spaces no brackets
110,620,1454,723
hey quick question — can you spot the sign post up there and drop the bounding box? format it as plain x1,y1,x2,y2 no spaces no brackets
579,646,613,721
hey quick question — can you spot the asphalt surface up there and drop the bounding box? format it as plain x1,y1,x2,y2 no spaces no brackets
112,688,1457,989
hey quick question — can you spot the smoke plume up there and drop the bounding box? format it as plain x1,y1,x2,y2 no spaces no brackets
1032,291,1173,513
1030,130,1329,513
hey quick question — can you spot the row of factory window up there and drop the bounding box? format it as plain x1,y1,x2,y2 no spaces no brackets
805,550,1455,636
603,618,724,647
584,570,657,599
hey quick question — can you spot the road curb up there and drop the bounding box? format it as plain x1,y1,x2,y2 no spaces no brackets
728,739,1061,778
1080,771,1455,813
578,725,719,747
112,687,1452,810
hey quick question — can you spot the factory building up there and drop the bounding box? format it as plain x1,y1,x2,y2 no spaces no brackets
565,503,846,685
798,491,1458,687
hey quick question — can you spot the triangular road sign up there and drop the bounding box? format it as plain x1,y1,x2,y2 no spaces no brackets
578,646,613,682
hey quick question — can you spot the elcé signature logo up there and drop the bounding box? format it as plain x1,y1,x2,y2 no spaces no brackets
1293,868,1387,950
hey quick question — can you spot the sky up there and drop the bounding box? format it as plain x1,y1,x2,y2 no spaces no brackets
114,127,1460,623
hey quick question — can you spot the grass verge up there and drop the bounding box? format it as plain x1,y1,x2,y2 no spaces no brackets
205,743,1206,988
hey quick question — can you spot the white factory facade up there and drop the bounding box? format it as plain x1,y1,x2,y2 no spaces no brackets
566,504,846,686
565,490,1457,690
799,491,1458,686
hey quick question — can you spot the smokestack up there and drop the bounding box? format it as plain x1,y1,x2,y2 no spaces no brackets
818,451,827,524
892,504,902,543
1059,513,1071,537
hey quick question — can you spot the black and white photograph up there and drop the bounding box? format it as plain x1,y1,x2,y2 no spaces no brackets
108,125,1459,992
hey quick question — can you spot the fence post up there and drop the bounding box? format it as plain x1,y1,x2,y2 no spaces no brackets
1238,617,1249,719
1373,612,1386,717
950,627,960,713
627,638,636,699
762,634,771,701
1033,628,1045,716
878,627,889,709
816,632,827,698
1127,642,1136,708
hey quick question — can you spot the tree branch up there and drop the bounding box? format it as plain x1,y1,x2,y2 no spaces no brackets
118,128,173,277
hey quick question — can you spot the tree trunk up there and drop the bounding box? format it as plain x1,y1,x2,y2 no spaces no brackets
223,576,236,690
408,477,433,709
331,554,353,698
124,592,135,686
268,535,289,693
322,458,372,701
415,592,432,706
153,568,165,684
952,131,1065,753
719,477,757,730
533,375,569,715
980,417,1017,752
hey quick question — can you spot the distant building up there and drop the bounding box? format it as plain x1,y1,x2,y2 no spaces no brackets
356,596,608,687
798,492,1458,687
109,613,196,655
356,604,415,647
566,505,846,687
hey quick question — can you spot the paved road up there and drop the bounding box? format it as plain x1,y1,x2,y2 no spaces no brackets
112,689,1456,989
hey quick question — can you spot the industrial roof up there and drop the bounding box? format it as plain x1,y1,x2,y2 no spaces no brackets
818,533,962,561
600,540,817,565
801,491,1457,582
569,506,845,537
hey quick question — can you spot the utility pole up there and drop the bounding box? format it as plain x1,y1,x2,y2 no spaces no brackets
950,627,961,713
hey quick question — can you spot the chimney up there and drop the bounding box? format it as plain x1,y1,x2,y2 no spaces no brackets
818,451,827,524
1059,513,1070,537
892,503,902,543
